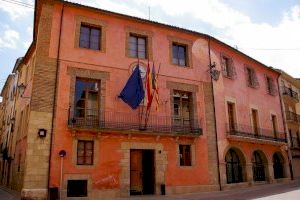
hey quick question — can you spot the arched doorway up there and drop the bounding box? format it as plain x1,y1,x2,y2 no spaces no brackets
225,148,245,184
273,152,285,179
252,151,267,181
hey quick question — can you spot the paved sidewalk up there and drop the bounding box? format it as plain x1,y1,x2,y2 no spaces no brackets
119,180,300,200
0,186,20,200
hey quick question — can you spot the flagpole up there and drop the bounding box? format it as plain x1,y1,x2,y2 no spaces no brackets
144,62,161,130
137,58,145,130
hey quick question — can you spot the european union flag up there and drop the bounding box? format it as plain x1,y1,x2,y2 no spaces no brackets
119,65,145,109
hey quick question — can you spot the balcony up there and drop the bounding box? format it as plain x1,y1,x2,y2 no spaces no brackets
68,109,202,136
286,111,300,123
281,86,299,102
226,123,286,145
290,137,300,149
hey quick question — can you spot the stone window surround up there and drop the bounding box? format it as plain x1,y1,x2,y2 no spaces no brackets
176,142,196,168
244,65,260,89
62,174,92,200
72,136,99,169
67,66,110,119
220,52,236,79
166,81,199,122
167,36,193,68
74,15,107,52
224,97,239,128
125,26,153,60
119,142,167,197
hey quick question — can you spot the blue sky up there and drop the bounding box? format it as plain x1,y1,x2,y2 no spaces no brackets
1,0,300,93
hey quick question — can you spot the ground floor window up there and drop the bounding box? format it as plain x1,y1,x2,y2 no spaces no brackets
252,151,266,181
273,152,284,179
179,144,192,166
67,180,88,197
226,148,244,183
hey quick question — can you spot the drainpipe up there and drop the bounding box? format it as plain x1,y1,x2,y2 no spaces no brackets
208,37,222,191
277,74,294,180
48,3,65,198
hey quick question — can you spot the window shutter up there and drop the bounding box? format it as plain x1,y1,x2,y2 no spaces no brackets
244,66,250,87
229,58,236,78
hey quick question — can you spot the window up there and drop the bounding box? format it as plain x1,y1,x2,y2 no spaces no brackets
225,149,244,183
252,151,266,181
271,115,278,138
173,91,192,126
221,55,235,78
273,153,284,179
251,109,259,135
179,144,191,166
172,43,187,66
79,24,101,50
128,34,147,59
67,180,88,197
245,67,259,88
74,78,99,119
227,102,236,132
266,76,276,96
77,140,94,165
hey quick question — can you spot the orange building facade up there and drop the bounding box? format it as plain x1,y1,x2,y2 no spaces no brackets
0,0,292,199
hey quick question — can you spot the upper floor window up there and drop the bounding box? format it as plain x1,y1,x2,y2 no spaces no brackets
79,24,101,50
172,43,187,67
74,78,99,119
173,91,192,125
251,109,259,135
245,66,259,88
221,54,236,79
77,140,94,165
265,76,277,96
128,34,147,59
271,115,278,138
227,102,236,132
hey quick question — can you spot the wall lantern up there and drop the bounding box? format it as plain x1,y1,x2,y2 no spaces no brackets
10,117,16,123
208,62,220,81
38,128,47,138
59,150,66,157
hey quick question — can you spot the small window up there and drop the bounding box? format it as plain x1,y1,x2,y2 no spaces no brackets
227,102,236,132
221,55,235,79
128,34,147,59
245,67,259,88
172,43,187,66
77,140,94,165
179,144,191,166
79,24,101,50
67,180,88,197
266,76,276,96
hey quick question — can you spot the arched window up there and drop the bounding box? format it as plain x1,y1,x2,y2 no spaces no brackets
226,149,243,183
273,152,284,179
252,151,266,181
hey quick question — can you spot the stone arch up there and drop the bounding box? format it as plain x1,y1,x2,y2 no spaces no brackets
273,151,285,179
252,150,269,182
225,147,247,184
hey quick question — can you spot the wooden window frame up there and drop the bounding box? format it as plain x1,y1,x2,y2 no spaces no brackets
74,15,107,52
179,144,192,166
265,75,277,96
128,33,148,59
172,43,188,67
79,24,102,50
271,114,278,139
245,66,259,88
220,53,236,79
77,140,94,165
227,102,237,131
172,90,193,124
74,78,100,121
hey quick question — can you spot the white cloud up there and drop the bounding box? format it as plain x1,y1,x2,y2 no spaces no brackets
0,28,20,49
0,0,33,20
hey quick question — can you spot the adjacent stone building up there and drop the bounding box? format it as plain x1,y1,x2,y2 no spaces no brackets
0,0,293,199
278,71,300,179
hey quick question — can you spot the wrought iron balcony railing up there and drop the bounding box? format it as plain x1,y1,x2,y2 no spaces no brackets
290,137,300,148
226,123,286,143
68,109,202,136
286,111,300,123
281,86,299,102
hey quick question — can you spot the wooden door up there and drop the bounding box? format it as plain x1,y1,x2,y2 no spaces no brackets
130,150,143,194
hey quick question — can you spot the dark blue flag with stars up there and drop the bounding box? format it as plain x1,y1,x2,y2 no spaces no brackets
119,65,145,109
